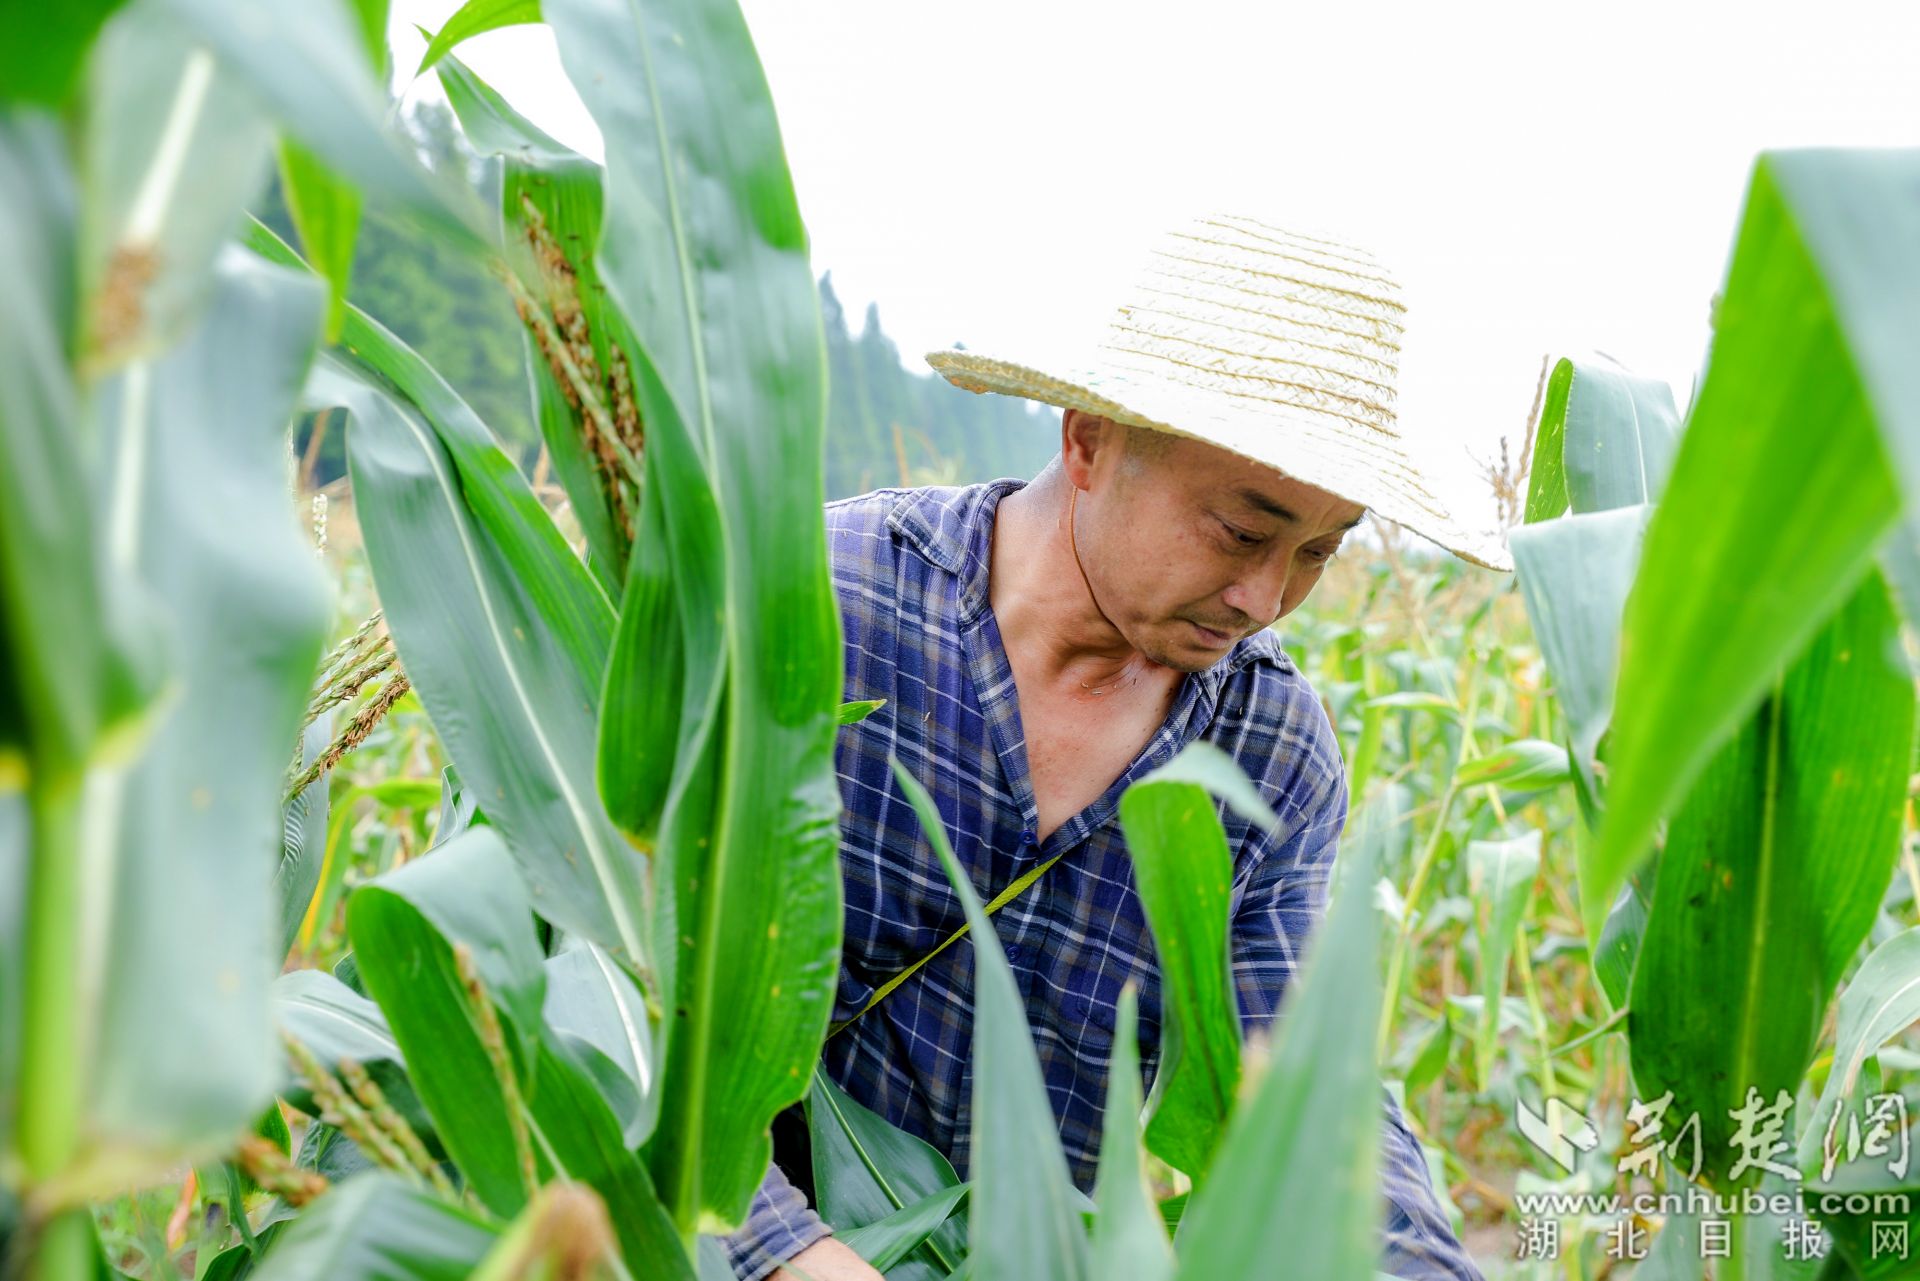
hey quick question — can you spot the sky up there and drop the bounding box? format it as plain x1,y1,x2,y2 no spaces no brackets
387,0,1920,522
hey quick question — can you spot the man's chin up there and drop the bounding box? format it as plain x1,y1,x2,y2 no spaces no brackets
1141,634,1225,675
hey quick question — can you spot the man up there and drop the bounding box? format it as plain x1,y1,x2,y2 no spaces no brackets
722,214,1508,1280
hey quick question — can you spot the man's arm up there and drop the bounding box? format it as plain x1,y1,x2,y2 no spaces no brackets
717,1162,839,1281
1229,731,1485,1281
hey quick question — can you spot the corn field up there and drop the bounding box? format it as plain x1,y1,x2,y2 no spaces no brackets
4,2,1920,1280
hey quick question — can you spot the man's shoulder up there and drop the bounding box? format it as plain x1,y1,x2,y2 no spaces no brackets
825,478,1019,578
1212,632,1346,821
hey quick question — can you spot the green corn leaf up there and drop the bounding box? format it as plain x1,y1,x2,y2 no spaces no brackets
346,828,688,1276
1795,926,1920,1179
1524,355,1678,522
837,1184,972,1274
1523,358,1571,523
17,247,330,1203
249,1173,496,1281
523,1032,692,1280
347,828,547,1217
1628,569,1913,1190
417,0,542,74
545,0,844,1235
1508,504,1649,828
1115,743,1271,1184
1466,831,1542,1091
437,53,638,592
1087,984,1173,1281
271,969,429,1138
278,715,333,962
1171,798,1387,1281
0,0,127,107
269,236,655,978
1402,1010,1452,1097
543,941,657,1146
1560,358,1680,514
1452,740,1571,791
808,1070,968,1279
275,0,387,342
82,1,277,367
837,699,886,726
159,0,490,254
0,120,161,782
892,756,1090,1281
1592,150,1919,941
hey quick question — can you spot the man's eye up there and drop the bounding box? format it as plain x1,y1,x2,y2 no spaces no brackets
1219,520,1262,546
1303,545,1339,564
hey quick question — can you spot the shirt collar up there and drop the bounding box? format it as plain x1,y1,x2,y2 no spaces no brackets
884,477,1297,697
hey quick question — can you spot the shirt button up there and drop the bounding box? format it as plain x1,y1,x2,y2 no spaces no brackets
1020,828,1037,846
1007,946,1023,962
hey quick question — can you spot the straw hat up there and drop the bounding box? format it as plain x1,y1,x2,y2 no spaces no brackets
925,213,1513,572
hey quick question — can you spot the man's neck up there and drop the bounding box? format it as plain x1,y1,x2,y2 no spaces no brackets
988,466,1174,695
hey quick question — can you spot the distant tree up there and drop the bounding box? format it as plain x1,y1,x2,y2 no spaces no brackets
266,112,1051,497
819,283,1057,498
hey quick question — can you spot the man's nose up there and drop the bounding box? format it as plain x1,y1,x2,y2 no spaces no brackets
1221,557,1292,628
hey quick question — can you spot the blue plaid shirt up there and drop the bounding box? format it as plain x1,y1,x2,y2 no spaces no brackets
721,477,1482,1281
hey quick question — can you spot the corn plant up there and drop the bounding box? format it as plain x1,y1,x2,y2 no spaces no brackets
1502,152,1920,1276
8,0,1920,1277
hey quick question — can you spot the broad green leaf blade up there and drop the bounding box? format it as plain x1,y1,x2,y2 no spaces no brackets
1592,151,1913,936
0,0,127,107
1769,151,1920,507
82,0,277,367
1116,771,1242,1183
1794,926,1920,1177
837,1184,971,1274
524,1033,693,1281
807,1071,967,1278
1590,856,1651,1013
1628,570,1913,1189
75,249,331,1188
1508,504,1649,858
837,699,885,726
1402,1010,1452,1097
418,0,543,74
278,144,363,344
1556,357,1680,514
1452,740,1570,791
347,828,547,1217
1171,799,1386,1281
892,757,1089,1281
275,0,386,343
543,941,657,1144
0,114,159,779
1126,739,1279,830
159,0,490,253
271,969,431,1140
1087,985,1173,1281
273,970,401,1067
1522,358,1571,523
249,1172,496,1281
1466,831,1542,1090
437,53,637,592
301,319,650,973
545,0,843,1234
278,715,333,961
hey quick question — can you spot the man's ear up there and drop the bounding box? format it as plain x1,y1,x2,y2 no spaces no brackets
1060,409,1112,490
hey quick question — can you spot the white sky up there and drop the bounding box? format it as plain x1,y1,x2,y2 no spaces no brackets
388,1,1920,520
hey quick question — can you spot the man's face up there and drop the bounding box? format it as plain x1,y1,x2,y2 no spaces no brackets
1068,415,1366,673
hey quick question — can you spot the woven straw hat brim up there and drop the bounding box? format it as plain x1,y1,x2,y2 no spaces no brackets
923,212,1511,572
927,348,1514,573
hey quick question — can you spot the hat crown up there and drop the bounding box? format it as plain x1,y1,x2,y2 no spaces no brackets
922,212,1514,571
1093,213,1407,440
